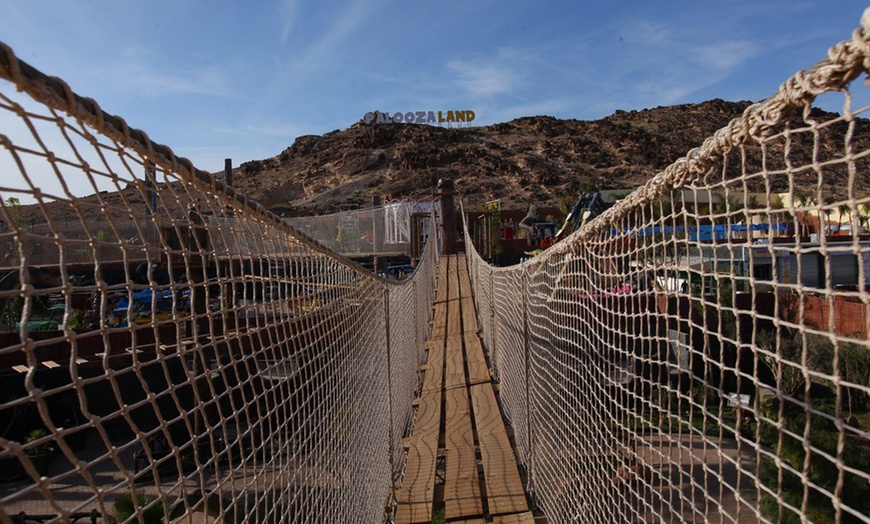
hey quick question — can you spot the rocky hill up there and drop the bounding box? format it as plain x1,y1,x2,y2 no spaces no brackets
7,99,869,230
227,99,870,216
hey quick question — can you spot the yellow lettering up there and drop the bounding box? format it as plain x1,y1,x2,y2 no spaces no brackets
465,110,475,122
446,110,455,122
455,111,466,122
438,111,445,122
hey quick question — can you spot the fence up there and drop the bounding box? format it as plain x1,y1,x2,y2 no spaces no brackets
0,42,436,523
3,7,870,523
283,200,439,258
466,12,870,524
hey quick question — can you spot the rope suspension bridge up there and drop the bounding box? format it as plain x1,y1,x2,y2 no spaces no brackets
2,9,870,523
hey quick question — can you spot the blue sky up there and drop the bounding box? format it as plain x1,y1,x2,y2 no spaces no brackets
0,0,867,177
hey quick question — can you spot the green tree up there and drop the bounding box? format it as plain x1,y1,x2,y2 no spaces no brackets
822,208,834,236
769,195,786,236
3,197,22,228
112,491,164,524
792,193,819,237
859,202,870,230
754,332,870,522
837,203,851,235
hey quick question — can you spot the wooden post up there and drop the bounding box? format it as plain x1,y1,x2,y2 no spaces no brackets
435,178,457,255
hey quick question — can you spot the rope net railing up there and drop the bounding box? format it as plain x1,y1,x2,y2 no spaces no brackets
283,200,439,258
467,12,870,524
0,42,437,523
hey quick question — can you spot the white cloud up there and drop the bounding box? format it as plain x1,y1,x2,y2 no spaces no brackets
447,61,518,97
99,47,232,98
629,21,673,46
694,41,759,74
284,0,379,69
279,0,301,44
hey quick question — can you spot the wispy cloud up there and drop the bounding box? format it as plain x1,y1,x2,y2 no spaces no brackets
694,41,759,74
211,122,306,138
628,21,673,46
447,61,518,97
282,0,379,69
279,0,301,44
600,12,763,106
101,47,232,97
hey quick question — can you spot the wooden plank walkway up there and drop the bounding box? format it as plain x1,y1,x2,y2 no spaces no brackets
395,255,531,524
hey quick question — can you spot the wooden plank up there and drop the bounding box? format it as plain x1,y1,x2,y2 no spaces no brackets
421,340,444,393
444,334,466,390
396,328,446,523
434,258,450,303
461,296,479,333
395,388,442,524
447,294,462,336
457,257,473,299
470,383,529,516
491,511,536,524
431,301,448,339
448,258,460,304
443,385,483,520
464,336,489,386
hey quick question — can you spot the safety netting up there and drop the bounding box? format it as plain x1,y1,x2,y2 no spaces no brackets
283,200,439,258
0,42,436,523
466,12,870,524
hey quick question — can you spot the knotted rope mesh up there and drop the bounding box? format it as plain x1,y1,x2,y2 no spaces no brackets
467,12,870,524
4,8,870,524
0,42,436,523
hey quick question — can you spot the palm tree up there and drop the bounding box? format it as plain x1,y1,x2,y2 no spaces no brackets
837,203,852,236
860,202,870,232
769,195,786,236
822,208,834,237
794,193,819,237
747,194,759,209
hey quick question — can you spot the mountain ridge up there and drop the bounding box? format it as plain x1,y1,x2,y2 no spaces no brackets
228,98,868,216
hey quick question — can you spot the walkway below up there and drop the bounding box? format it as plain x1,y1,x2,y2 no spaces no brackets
395,255,534,524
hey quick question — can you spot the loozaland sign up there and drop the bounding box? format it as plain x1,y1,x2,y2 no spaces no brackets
363,110,476,124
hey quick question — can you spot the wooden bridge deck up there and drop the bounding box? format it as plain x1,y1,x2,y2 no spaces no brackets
395,255,534,524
